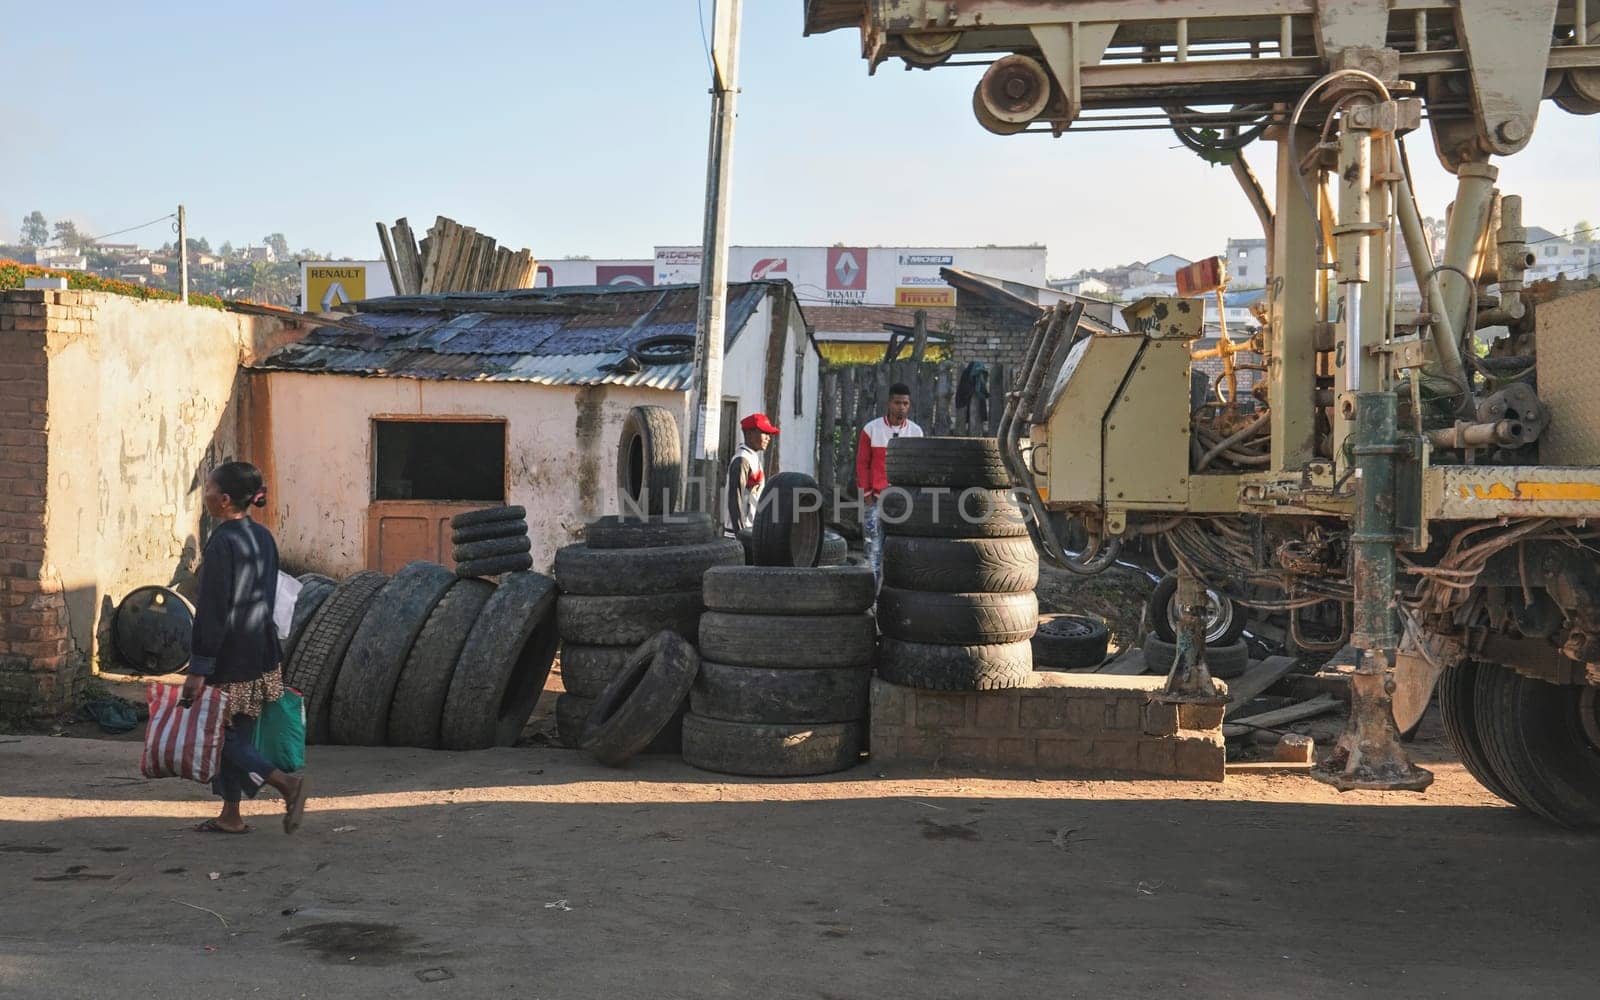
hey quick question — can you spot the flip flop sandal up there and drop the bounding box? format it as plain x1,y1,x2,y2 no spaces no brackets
283,777,310,835
194,818,252,835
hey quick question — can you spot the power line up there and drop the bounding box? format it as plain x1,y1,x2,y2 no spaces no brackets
37,212,177,250
695,0,714,77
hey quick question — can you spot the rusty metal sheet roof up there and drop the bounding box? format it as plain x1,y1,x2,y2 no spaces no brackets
253,282,772,390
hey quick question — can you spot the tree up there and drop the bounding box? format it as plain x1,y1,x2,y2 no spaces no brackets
185,236,212,255
52,220,82,249
219,241,234,257
19,211,48,246
1573,220,1595,244
262,233,290,260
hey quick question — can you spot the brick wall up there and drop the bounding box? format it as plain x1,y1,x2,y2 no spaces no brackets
870,674,1226,781
945,297,1037,386
0,290,83,716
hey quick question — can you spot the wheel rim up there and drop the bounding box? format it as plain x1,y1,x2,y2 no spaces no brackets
1579,687,1600,755
1165,586,1236,645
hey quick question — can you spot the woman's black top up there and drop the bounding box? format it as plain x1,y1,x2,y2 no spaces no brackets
189,518,282,685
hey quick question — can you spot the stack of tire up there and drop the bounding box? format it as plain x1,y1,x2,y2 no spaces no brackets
1141,575,1249,679
451,505,533,578
687,565,877,776
553,512,743,751
875,437,1039,690
282,559,560,750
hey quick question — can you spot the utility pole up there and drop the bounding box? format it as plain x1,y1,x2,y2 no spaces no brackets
685,0,743,513
177,204,189,305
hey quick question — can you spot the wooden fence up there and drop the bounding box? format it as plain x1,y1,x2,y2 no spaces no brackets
817,361,1007,526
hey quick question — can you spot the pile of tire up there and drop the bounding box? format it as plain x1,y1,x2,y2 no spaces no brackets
1141,575,1249,679
451,505,533,578
282,559,560,750
553,512,742,752
875,437,1039,690
686,565,877,776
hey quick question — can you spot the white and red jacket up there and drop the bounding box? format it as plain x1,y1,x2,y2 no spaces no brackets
856,416,924,497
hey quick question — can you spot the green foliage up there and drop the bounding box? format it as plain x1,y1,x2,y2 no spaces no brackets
19,211,48,247
0,259,226,309
51,220,82,249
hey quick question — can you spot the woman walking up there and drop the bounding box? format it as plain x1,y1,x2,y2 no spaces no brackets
183,461,309,835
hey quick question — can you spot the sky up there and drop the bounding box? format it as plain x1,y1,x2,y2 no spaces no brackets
2,1,1597,277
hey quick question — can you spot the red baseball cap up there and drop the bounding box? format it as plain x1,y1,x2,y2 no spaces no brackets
740,412,780,434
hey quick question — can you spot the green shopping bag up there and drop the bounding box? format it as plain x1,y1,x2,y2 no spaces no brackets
253,686,306,773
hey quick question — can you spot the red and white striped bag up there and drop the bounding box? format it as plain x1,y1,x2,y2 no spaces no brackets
140,682,230,784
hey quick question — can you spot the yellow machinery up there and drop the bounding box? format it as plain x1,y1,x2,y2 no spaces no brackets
807,1,1600,820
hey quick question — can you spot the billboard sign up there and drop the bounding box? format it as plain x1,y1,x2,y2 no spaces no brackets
895,287,957,309
300,260,394,313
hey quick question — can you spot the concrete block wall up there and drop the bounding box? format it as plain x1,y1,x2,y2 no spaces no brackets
871,673,1227,781
946,299,1034,384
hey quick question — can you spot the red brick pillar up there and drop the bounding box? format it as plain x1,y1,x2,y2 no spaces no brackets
0,289,78,717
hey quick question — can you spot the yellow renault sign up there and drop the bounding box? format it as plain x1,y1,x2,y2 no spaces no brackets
305,265,366,312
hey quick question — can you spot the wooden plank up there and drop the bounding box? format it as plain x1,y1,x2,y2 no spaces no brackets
475,236,496,290
1098,649,1148,675
418,216,447,294
819,370,837,498
460,235,482,294
1224,656,1301,718
392,218,422,295
489,247,509,290
447,225,477,293
1222,694,1339,739
375,222,403,297
986,363,1006,436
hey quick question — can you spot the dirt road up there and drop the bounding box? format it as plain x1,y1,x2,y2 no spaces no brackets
2,717,1596,999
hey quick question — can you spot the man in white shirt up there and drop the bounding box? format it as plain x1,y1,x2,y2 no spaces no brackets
855,383,924,586
725,412,778,535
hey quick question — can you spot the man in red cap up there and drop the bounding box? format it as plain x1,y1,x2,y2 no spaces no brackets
726,412,779,535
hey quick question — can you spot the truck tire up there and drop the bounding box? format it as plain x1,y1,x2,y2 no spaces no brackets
1149,576,1247,647
1437,661,1519,806
702,565,875,615
584,513,717,550
820,530,848,566
1474,665,1600,828
440,571,560,750
452,534,532,564
556,693,684,753
451,518,529,545
283,574,336,665
885,437,1009,489
883,536,1038,594
581,631,700,766
876,637,1033,691
1032,613,1110,670
691,661,869,724
558,591,703,646
879,487,1028,538
682,714,864,777
558,644,634,699
386,578,495,749
554,538,743,596
752,472,824,567
1140,635,1249,680
617,405,682,515
877,588,1037,645
286,571,388,745
450,505,526,530
699,611,876,669
330,562,457,746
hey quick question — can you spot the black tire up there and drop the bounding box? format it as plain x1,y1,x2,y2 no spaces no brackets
556,693,684,754
560,644,635,699
452,534,532,564
558,591,703,646
617,405,682,515
451,519,529,545
702,565,875,616
329,562,457,746
386,578,495,749
1474,665,1600,827
877,588,1038,645
682,715,864,777
283,575,336,665
584,513,718,550
886,437,1009,489
450,505,527,530
876,637,1033,691
691,661,869,724
1149,576,1247,647
1437,661,1520,806
581,631,700,766
440,571,560,750
820,530,847,567
879,487,1029,538
699,611,876,669
456,553,535,578
883,536,1038,594
554,538,743,596
1141,635,1249,680
752,471,825,568
1033,613,1110,670
286,571,388,745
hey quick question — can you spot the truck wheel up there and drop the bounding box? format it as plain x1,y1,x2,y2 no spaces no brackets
1032,613,1109,670
558,693,684,754
1436,661,1520,807
617,405,681,515
558,644,634,699
440,571,560,750
699,611,876,669
558,591,703,646
1475,664,1600,828
877,588,1037,645
331,562,457,746
702,565,875,615
452,535,532,564
885,437,1009,489
450,505,527,530
752,472,824,567
883,535,1038,594
1149,575,1246,647
554,538,743,596
285,571,388,745
283,575,336,665
681,714,864,777
583,513,717,550
876,637,1033,691
820,530,848,566
691,661,870,724
581,631,699,767
879,487,1028,538
451,519,529,545
387,578,495,749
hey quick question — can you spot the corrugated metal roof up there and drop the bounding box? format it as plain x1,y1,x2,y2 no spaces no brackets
252,282,773,390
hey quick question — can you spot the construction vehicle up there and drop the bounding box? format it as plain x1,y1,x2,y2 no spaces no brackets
805,1,1600,824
